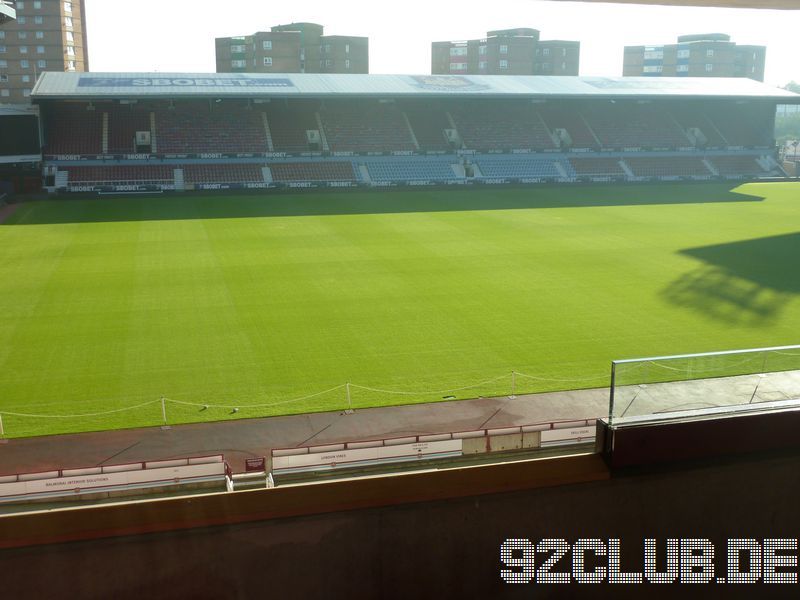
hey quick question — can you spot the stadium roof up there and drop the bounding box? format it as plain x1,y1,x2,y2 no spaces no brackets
31,72,800,103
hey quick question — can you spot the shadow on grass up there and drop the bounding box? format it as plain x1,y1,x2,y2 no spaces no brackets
3,182,765,225
663,232,800,324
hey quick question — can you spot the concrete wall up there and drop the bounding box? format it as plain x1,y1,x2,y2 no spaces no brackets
1,449,799,598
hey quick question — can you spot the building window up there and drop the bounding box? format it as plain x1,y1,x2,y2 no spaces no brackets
230,44,245,53
479,61,487,70
563,48,567,56
0,59,6,67
643,65,663,73
64,1,72,13
499,59,508,69
325,59,332,67
16,1,24,9
36,31,44,39
0,31,4,40
543,48,550,56
0,46,6,53
705,63,713,72
0,74,7,83
449,62,467,71
37,46,44,54
324,44,331,53
677,49,690,59
479,45,487,55
37,59,45,68
262,41,272,50
263,57,272,66
643,49,664,60
449,46,467,56
65,16,73,27
66,32,73,43
20,60,29,68
66,45,75,56
23,89,31,97
34,15,43,24
22,74,30,82
706,49,714,57
20,46,28,54
562,61,566,70
17,16,26,24
66,60,75,70
19,32,28,39
499,44,508,54
231,59,246,68
33,0,41,8
345,59,350,68
0,90,9,98
345,44,350,53
677,64,689,72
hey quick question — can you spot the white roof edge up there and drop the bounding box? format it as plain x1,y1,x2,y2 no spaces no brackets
0,103,39,116
30,72,800,102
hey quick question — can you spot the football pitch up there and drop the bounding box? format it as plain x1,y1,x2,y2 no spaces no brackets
1,181,799,438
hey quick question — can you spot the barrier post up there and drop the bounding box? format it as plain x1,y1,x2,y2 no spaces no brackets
510,371,516,399
345,383,354,414
0,413,5,442
160,396,171,430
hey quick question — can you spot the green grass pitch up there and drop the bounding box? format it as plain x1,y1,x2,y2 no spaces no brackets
1,181,799,438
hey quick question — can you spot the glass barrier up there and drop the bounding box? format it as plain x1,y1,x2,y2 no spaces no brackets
609,345,800,425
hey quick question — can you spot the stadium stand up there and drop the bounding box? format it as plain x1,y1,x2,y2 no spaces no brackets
320,102,416,153
106,105,152,154
474,156,568,179
450,102,557,151
31,73,796,192
366,159,457,182
403,106,453,152
265,101,321,153
709,155,768,176
625,156,713,178
269,161,357,182
65,165,174,183
581,103,690,149
538,105,599,150
43,104,103,155
154,102,268,154
669,105,728,148
182,164,265,184
569,157,626,177
706,105,774,148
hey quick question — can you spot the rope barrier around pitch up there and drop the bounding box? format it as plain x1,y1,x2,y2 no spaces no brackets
0,399,161,419
163,383,348,411
349,374,512,397
514,370,609,383
0,367,613,429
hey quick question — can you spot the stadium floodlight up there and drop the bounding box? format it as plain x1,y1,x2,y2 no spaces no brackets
0,1,17,26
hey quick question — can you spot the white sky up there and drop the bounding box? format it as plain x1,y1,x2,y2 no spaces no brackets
84,0,797,87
